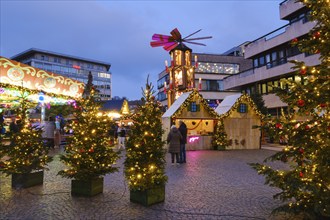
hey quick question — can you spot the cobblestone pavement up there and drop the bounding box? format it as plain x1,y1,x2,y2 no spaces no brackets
1,148,300,220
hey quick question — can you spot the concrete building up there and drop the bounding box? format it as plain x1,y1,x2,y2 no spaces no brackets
157,52,253,109
10,48,112,100
223,0,319,116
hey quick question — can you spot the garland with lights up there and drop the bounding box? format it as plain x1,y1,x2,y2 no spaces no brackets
218,93,264,120
57,73,120,180
171,89,218,120
0,86,52,174
250,0,330,218
124,77,168,191
0,82,75,106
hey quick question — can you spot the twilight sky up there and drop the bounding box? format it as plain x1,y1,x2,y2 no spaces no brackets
0,0,286,100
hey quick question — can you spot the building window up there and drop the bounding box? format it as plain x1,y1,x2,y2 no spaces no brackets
54,57,61,63
238,103,248,113
259,56,265,66
41,55,49,61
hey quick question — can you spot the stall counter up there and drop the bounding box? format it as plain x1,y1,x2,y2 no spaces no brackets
186,135,213,151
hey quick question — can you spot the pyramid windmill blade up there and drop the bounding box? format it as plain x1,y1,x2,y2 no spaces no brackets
184,36,213,41
163,42,178,51
152,34,173,42
183,29,202,40
185,41,207,46
170,28,182,41
150,41,168,47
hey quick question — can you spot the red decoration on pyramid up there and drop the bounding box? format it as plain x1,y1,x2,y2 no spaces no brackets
150,28,212,51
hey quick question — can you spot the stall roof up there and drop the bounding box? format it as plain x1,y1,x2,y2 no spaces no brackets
215,93,242,115
162,91,192,118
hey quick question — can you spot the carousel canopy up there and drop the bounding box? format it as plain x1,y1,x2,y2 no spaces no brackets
0,56,85,105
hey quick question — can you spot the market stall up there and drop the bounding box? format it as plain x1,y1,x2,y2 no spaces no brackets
162,89,218,150
215,93,263,150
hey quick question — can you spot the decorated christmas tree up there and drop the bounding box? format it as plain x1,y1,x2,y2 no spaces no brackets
0,87,52,175
212,120,229,150
124,77,168,193
58,72,120,180
250,0,330,218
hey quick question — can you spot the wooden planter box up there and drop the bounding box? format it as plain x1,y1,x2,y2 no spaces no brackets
71,177,104,197
130,185,165,206
12,170,44,188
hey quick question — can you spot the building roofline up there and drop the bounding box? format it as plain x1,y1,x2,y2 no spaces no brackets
10,48,111,69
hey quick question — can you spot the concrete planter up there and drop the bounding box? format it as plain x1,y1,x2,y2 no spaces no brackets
71,177,104,197
130,185,165,206
12,170,44,188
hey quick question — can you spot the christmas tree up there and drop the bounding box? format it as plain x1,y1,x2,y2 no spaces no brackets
124,77,168,191
0,87,52,174
250,0,330,218
58,73,120,180
212,120,229,150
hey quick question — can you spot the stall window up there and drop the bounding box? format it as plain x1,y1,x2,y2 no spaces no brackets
190,102,200,112
238,103,248,113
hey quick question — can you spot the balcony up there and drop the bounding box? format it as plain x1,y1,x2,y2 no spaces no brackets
244,20,316,59
223,53,320,90
280,0,305,20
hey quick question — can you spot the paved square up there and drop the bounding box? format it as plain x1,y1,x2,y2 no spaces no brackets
1,149,298,220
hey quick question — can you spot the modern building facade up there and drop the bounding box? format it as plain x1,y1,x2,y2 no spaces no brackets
223,0,319,116
10,48,112,100
157,52,253,109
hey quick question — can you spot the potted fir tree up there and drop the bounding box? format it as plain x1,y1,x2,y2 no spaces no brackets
124,77,168,206
0,88,52,188
57,72,120,196
212,120,230,150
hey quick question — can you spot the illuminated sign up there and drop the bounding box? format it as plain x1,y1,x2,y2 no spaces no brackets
73,65,81,70
188,136,200,143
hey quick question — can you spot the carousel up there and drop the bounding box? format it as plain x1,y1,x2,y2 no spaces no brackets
0,56,84,126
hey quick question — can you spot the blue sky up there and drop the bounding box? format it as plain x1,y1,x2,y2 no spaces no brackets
0,0,286,100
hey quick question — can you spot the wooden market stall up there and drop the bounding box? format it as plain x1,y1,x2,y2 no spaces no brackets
162,89,218,150
214,93,263,150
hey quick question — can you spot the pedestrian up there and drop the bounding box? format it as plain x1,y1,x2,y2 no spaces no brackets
117,123,126,150
42,116,55,149
9,116,20,147
0,113,5,134
178,120,187,163
167,124,182,165
54,116,61,148
9,116,19,134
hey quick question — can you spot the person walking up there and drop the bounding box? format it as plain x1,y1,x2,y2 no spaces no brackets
167,124,182,165
42,116,55,149
117,124,126,150
54,116,61,148
178,120,187,163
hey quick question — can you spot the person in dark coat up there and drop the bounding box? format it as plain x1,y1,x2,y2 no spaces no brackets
178,120,187,163
167,125,182,165
42,116,55,149
9,116,19,134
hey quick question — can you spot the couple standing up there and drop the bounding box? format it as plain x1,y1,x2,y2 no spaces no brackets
167,120,187,165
